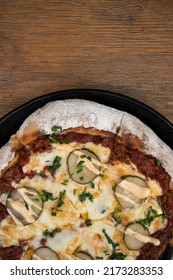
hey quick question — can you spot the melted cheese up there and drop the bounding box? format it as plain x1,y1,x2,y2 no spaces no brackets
0,140,167,260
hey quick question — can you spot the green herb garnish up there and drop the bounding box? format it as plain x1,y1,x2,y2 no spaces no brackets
24,200,29,210
33,198,40,202
96,256,103,259
102,229,118,251
73,189,76,195
48,136,58,144
60,139,69,144
76,160,85,174
79,188,94,203
7,177,14,181
43,227,61,238
41,190,57,202
61,179,69,186
139,206,166,227
156,159,161,166
51,212,56,216
50,156,62,173
79,176,84,181
57,190,66,208
98,173,104,178
90,182,95,189
85,219,92,227
101,209,106,214
51,125,62,133
108,252,126,260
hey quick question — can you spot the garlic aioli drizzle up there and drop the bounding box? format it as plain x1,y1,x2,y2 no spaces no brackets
74,151,100,175
8,200,36,223
115,193,140,206
125,227,160,246
118,224,160,246
7,188,43,225
33,253,42,260
17,188,42,210
119,180,150,199
7,208,23,226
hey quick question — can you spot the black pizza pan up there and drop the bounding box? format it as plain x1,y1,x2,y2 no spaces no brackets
0,89,172,259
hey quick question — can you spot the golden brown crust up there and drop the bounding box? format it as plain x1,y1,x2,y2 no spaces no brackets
16,121,42,146
62,126,114,138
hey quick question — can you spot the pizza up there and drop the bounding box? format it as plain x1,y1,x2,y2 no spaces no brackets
0,99,173,260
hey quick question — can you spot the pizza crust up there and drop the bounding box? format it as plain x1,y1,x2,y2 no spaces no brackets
118,112,173,188
0,99,172,187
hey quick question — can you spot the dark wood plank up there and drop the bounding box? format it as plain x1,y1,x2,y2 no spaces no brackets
0,0,173,123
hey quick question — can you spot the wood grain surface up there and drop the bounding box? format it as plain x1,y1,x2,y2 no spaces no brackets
0,0,173,123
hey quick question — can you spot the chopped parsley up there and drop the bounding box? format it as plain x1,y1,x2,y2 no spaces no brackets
7,177,14,181
79,188,94,203
76,160,85,173
73,189,76,195
90,182,95,189
43,227,61,238
60,139,69,144
48,136,58,144
111,210,122,227
51,212,56,216
57,190,66,208
101,209,106,214
85,219,92,227
41,190,57,202
98,173,104,178
79,176,84,181
102,229,118,251
69,173,74,179
103,250,109,256
108,252,126,260
50,156,62,173
33,198,40,202
23,200,29,210
139,206,166,228
51,125,62,133
96,256,103,259
102,229,126,260
61,179,69,186
156,159,161,166
114,217,122,227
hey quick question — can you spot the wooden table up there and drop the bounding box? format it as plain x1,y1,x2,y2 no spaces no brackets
0,0,173,123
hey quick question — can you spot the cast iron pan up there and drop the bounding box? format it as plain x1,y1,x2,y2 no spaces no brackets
0,89,172,259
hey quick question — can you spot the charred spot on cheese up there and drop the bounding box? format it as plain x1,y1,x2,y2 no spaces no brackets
67,149,101,184
32,247,60,260
74,250,93,260
6,187,43,226
115,176,149,209
124,222,160,251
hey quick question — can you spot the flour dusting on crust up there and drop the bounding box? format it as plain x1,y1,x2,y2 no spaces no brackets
0,99,172,187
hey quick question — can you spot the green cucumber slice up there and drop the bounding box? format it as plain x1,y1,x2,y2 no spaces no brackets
74,251,93,260
124,222,149,251
115,176,148,209
32,247,59,260
67,148,101,184
6,187,43,226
